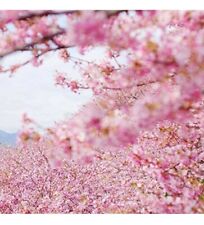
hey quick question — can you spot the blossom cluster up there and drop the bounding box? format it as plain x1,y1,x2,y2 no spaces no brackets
0,137,203,213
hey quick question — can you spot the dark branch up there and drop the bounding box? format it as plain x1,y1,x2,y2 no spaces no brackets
0,10,75,25
15,10,75,21
0,29,65,58
0,45,75,74
0,11,125,59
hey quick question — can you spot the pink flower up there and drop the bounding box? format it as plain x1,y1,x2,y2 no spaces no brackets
73,12,107,47
69,81,79,92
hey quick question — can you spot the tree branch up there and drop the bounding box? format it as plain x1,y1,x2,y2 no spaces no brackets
0,10,125,59
0,30,65,58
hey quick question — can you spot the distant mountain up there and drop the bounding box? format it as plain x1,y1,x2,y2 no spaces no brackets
0,130,16,146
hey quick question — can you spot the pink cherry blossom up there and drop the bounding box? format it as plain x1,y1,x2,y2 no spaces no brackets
0,10,204,214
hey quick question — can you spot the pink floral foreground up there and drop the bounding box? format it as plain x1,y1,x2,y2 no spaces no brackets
0,119,203,213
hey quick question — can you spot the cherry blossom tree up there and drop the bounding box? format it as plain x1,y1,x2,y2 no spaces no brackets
0,10,204,213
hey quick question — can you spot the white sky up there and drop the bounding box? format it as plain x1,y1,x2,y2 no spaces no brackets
0,48,95,133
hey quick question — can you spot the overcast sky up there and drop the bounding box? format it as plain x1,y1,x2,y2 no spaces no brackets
0,48,97,133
